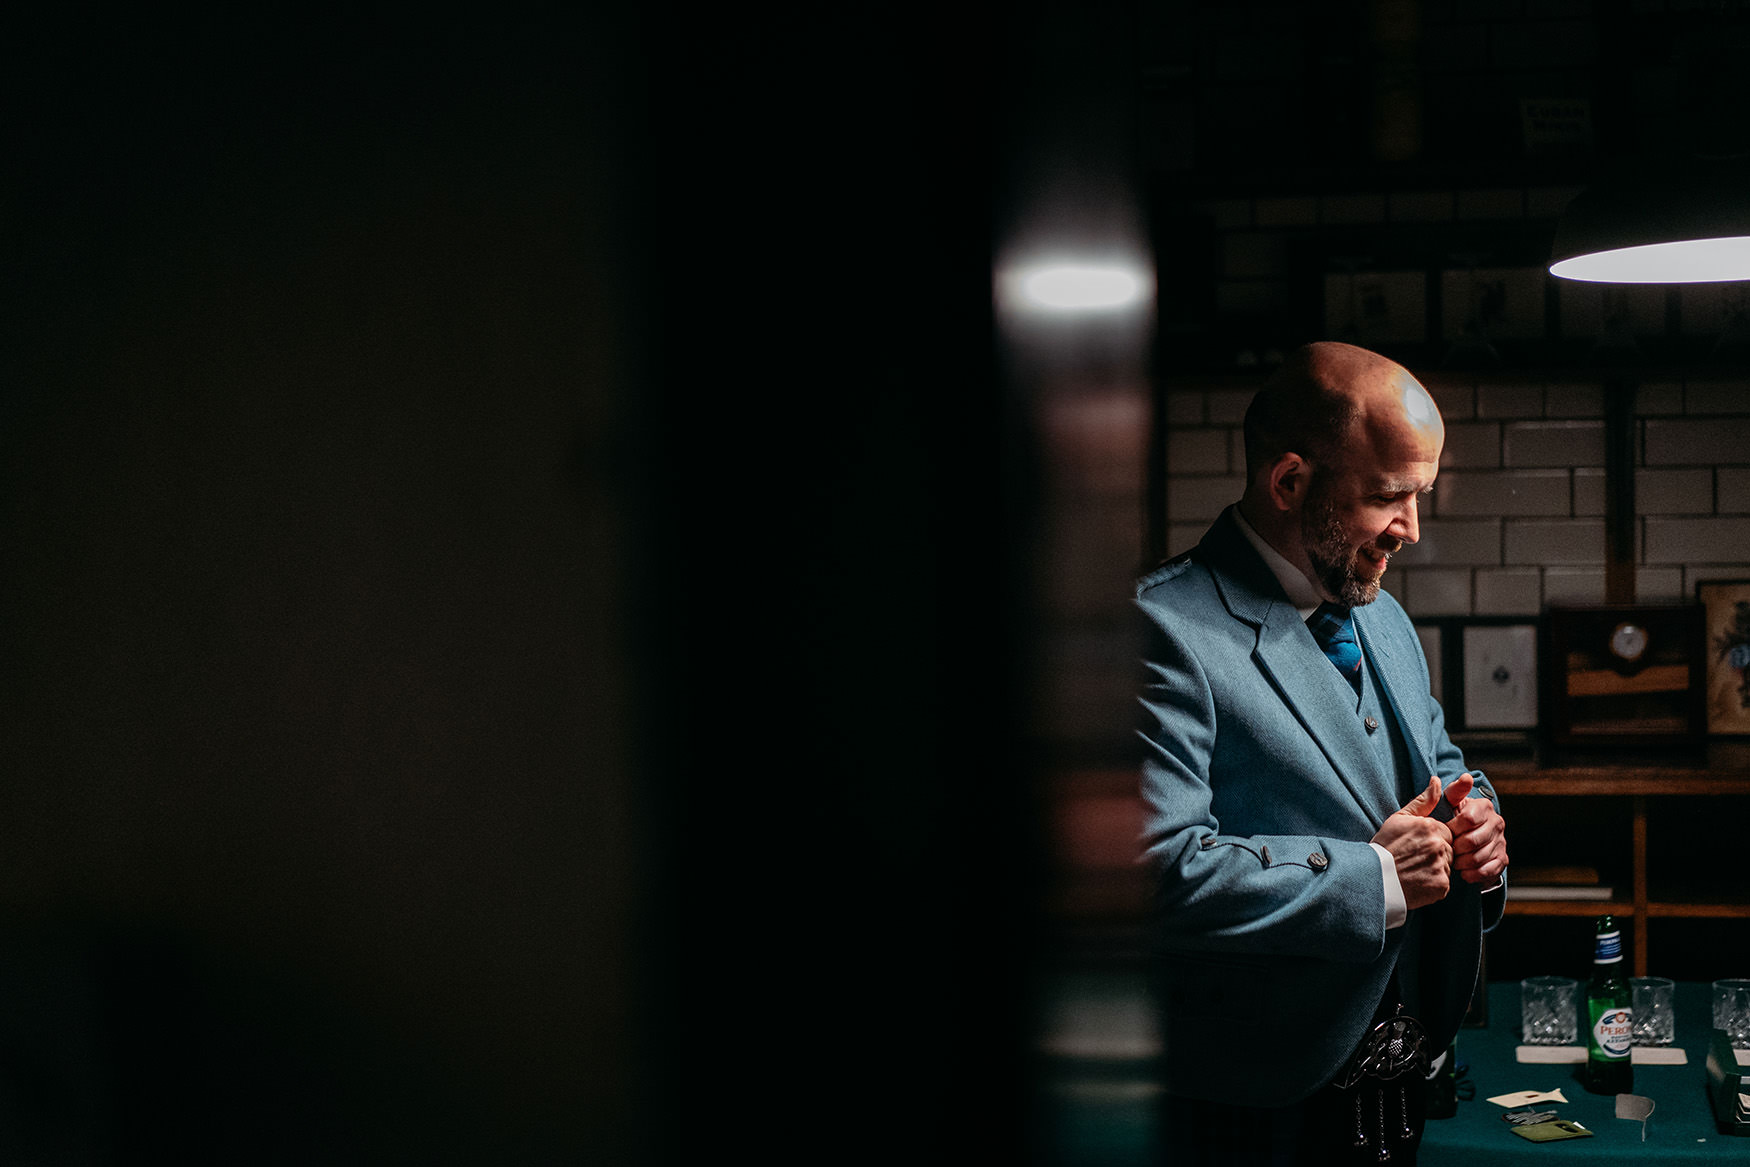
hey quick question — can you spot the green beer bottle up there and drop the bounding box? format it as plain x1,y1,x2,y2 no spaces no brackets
1583,914,1633,1095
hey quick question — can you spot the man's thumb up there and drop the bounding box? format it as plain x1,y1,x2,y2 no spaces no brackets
1444,771,1476,807
1402,775,1442,816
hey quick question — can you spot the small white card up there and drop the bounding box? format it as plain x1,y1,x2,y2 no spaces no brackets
1632,1047,1687,1065
1517,1045,1687,1065
1738,1049,1750,1068
1515,1045,1584,1064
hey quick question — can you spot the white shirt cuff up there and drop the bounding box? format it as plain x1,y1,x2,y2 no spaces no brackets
1372,842,1407,930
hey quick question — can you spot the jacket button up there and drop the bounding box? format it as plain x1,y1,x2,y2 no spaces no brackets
1364,716,1379,733
1308,852,1328,871
1200,836,1217,849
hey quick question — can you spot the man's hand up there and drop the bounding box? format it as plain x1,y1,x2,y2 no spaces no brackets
1371,776,1454,911
1442,772,1508,886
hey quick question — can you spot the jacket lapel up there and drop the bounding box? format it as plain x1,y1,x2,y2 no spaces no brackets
1252,606,1399,829
1199,512,1399,830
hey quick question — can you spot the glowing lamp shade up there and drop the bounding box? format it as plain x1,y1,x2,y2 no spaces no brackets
1015,263,1150,312
1550,163,1750,283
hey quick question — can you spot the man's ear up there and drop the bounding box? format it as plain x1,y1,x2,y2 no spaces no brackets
1264,453,1312,513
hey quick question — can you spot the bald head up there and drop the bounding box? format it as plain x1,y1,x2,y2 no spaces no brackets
1237,342,1445,605
1242,342,1443,488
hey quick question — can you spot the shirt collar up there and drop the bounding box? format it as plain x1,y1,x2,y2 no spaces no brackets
1230,505,1324,619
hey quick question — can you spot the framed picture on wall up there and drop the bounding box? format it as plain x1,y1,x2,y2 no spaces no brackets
1461,622,1539,731
1413,617,1540,750
1697,579,1750,737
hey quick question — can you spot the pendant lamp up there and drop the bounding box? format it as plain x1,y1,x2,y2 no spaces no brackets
1549,156,1750,283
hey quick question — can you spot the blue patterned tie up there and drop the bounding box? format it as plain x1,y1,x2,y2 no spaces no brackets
1308,602,1362,694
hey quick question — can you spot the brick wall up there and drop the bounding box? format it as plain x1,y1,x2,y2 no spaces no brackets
1162,372,1750,616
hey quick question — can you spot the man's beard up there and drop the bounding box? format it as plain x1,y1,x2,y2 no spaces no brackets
1302,495,1402,607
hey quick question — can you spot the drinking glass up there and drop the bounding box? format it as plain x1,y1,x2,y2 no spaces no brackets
1521,976,1579,1045
1630,976,1675,1046
1713,978,1750,1048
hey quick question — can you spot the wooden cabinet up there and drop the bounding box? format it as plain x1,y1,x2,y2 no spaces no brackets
1486,749,1750,978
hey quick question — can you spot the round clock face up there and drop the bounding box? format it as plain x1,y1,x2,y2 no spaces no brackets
1609,621,1648,662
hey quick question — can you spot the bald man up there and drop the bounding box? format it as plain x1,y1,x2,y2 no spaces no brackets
1134,342,1507,1165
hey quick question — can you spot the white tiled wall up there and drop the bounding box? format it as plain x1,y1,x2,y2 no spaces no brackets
1162,373,1750,615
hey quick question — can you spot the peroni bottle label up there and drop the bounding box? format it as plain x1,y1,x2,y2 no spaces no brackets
1590,1005,1632,1060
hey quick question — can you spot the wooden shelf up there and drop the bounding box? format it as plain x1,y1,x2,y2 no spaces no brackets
1493,774,1750,796
1479,740,1750,786
1503,901,1750,920
1645,901,1750,919
1504,899,1635,917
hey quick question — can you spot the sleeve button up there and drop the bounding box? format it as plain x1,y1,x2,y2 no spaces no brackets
1308,852,1328,871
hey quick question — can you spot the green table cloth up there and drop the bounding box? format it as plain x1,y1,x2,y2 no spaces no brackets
1421,980,1746,1163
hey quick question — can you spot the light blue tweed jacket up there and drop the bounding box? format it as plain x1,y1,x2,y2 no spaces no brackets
1134,507,1505,1105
